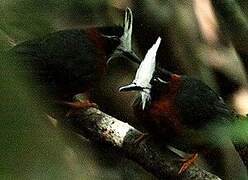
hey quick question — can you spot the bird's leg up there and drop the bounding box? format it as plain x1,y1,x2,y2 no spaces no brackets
133,133,150,145
166,145,198,174
178,153,198,174
65,101,98,117
63,99,97,108
57,93,98,117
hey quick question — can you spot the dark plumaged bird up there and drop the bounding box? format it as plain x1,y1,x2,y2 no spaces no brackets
8,8,137,112
120,37,248,179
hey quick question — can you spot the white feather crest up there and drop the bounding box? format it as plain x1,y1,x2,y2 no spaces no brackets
133,37,161,89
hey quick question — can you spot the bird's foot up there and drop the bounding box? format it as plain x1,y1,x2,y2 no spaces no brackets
54,93,98,117
64,100,98,117
61,100,98,109
133,133,149,145
178,153,198,174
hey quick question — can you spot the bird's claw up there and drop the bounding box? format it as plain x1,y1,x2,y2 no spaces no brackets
59,93,98,117
59,100,99,117
133,133,149,145
178,153,198,174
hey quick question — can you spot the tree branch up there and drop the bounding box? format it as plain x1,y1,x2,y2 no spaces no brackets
63,108,221,180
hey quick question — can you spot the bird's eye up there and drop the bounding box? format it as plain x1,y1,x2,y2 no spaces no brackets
151,76,168,86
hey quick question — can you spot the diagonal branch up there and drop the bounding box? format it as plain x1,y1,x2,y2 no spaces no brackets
63,108,221,180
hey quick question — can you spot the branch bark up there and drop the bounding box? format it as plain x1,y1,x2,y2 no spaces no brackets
63,108,221,180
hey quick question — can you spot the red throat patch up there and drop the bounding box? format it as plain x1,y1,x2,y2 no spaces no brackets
148,74,183,135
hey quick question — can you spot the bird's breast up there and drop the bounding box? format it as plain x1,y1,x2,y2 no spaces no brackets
147,74,184,136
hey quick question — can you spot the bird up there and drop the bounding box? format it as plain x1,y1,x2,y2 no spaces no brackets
119,37,247,179
8,8,138,115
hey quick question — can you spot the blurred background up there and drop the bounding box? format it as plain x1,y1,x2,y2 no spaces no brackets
1,0,248,179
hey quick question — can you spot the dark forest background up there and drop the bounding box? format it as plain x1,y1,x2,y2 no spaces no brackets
1,0,248,179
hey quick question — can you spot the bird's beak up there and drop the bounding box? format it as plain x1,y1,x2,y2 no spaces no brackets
119,83,143,92
107,49,124,63
108,48,141,64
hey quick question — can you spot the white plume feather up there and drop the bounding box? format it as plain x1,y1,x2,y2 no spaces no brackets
119,37,162,110
133,37,161,89
135,37,161,110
